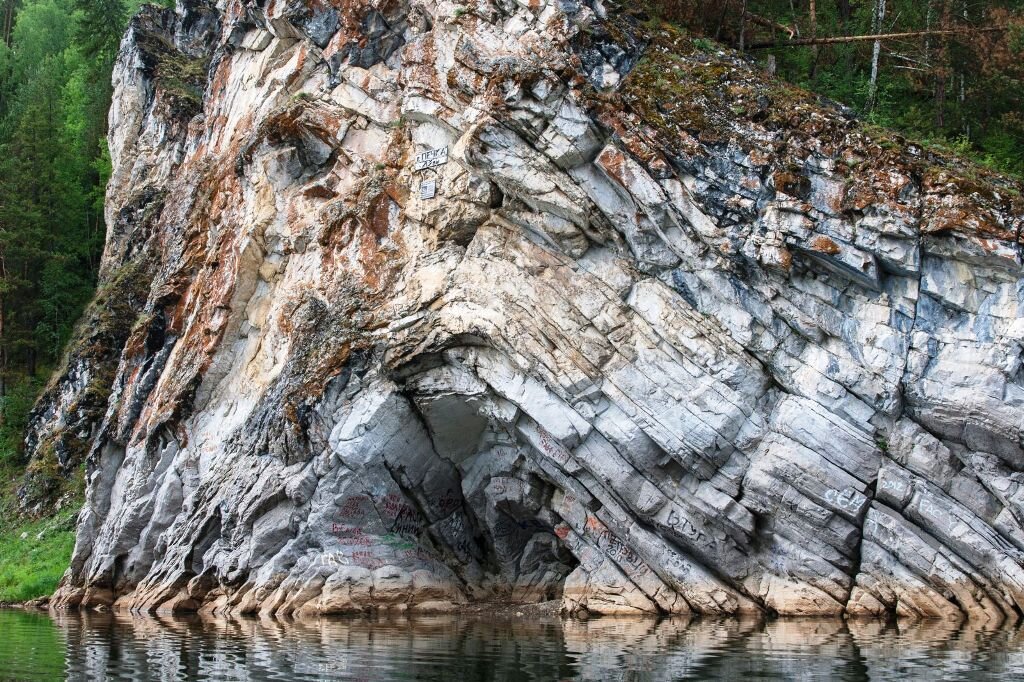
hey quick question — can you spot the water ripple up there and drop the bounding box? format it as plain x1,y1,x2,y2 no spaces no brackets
1,608,1023,680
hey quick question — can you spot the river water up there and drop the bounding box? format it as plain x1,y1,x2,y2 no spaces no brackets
1,607,1023,680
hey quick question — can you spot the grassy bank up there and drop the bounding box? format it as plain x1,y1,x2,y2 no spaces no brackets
0,465,80,603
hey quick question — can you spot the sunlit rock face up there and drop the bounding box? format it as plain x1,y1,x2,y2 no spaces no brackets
30,0,1024,620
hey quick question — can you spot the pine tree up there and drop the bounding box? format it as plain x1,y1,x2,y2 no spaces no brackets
73,0,126,64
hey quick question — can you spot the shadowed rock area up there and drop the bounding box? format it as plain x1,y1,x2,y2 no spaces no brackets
25,0,1024,621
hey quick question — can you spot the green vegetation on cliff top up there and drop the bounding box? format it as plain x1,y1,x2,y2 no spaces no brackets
640,0,1024,178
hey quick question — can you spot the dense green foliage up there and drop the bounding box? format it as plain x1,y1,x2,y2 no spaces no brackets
651,0,1024,177
0,0,168,466
0,369,43,459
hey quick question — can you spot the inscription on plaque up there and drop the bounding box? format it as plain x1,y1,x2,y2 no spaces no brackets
419,179,437,200
413,146,449,171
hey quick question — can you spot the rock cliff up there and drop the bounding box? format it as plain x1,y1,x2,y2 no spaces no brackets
27,0,1024,620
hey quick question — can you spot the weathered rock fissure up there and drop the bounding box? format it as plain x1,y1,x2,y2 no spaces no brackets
22,0,1024,621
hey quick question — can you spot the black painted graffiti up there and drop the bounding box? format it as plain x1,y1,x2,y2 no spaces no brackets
437,488,462,516
664,508,708,546
583,515,649,577
392,507,423,538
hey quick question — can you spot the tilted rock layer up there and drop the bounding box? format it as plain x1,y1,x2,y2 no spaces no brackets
29,0,1024,620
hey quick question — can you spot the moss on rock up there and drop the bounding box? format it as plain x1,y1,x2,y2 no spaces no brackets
136,29,210,119
19,258,154,512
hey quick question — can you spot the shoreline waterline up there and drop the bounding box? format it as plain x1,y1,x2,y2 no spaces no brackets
3,605,1024,680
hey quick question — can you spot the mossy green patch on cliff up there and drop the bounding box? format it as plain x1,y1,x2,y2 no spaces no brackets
20,258,154,510
0,465,80,603
136,31,209,117
42,257,152,404
81,259,154,362
616,16,836,148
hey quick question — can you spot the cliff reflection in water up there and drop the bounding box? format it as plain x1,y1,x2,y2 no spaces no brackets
4,608,1024,680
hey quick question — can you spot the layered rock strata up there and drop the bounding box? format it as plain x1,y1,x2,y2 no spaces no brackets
28,0,1024,621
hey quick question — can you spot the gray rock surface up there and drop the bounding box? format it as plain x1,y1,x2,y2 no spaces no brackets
27,0,1024,621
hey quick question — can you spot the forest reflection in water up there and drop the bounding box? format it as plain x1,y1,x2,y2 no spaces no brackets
2,607,1024,680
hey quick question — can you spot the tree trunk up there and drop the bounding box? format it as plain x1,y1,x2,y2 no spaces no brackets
742,9,797,38
957,0,968,136
935,0,951,130
835,0,852,25
0,253,7,401
739,0,748,51
809,0,819,80
0,302,5,402
867,0,887,111
3,0,14,49
925,0,934,61
715,0,730,40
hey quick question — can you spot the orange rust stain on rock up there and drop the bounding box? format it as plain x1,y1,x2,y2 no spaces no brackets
283,45,309,91
596,146,627,187
405,35,440,93
740,176,761,191
356,226,389,290
749,149,771,166
209,52,235,102
770,246,794,271
383,181,408,208
773,169,810,199
809,235,842,255
126,155,254,440
365,193,393,241
230,111,256,146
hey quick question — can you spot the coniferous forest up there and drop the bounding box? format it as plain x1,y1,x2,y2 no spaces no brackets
0,0,1020,468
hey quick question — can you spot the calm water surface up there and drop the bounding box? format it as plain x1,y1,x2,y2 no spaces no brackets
1,607,1023,680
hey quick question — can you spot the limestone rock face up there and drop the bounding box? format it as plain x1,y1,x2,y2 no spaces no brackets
31,0,1024,620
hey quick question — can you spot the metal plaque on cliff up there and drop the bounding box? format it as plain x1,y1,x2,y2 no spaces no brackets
419,179,437,200
414,146,449,171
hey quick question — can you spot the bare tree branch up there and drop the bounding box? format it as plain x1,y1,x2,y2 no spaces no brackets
747,26,1008,49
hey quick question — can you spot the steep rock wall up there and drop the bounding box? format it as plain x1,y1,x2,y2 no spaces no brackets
29,0,1024,621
